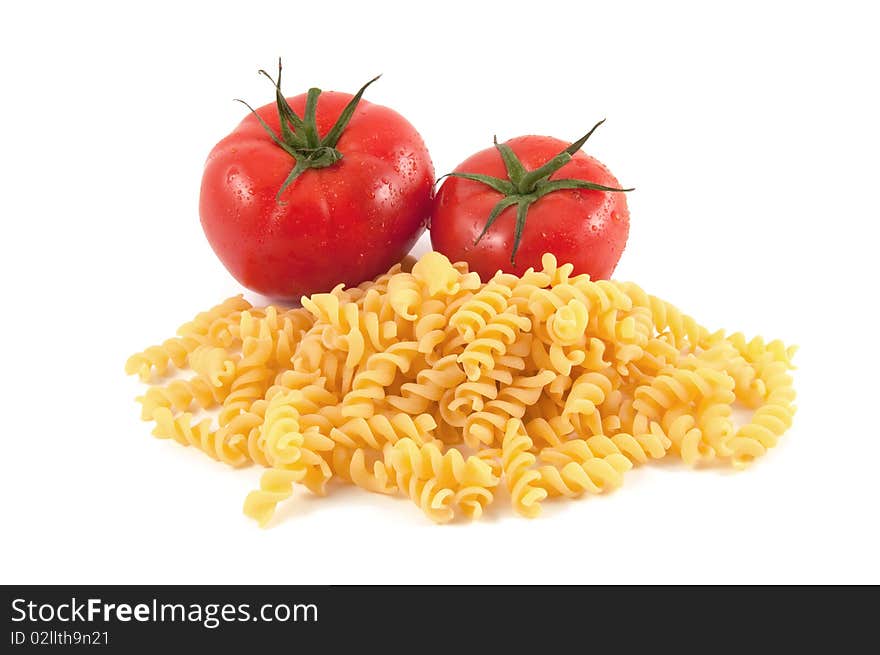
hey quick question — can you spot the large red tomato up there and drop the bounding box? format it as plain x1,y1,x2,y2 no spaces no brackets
430,122,631,281
200,63,434,299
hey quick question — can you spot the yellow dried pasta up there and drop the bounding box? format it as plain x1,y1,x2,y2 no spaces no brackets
127,251,797,525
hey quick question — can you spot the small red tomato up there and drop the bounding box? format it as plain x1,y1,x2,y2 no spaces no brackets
430,121,631,280
200,61,434,299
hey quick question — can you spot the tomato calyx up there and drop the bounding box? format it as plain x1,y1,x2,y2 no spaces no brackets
235,59,380,201
446,119,634,265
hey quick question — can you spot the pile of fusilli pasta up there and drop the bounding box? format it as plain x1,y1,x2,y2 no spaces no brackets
127,251,797,525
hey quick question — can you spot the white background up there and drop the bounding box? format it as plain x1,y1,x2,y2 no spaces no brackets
2,0,878,584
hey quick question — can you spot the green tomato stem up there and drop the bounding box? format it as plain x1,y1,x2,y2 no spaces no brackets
237,59,380,201
449,120,633,264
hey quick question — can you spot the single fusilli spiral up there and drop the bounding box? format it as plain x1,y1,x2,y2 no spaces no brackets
615,282,708,348
411,250,481,298
458,306,532,381
150,407,248,466
464,370,556,448
501,419,547,518
330,413,438,450
386,272,423,321
329,447,397,494
449,277,512,342
562,372,615,436
125,335,203,383
386,354,467,414
727,361,796,467
138,373,232,419
632,367,734,422
302,292,368,367
243,398,334,526
536,437,633,497
188,345,236,387
341,341,420,418
387,439,457,523
218,318,276,426
126,295,252,381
